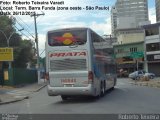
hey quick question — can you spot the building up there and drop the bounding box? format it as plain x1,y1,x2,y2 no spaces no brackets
156,0,160,22
111,0,149,35
111,0,150,73
116,0,149,28
143,23,160,76
116,28,144,44
114,41,144,75
113,28,145,74
111,6,117,37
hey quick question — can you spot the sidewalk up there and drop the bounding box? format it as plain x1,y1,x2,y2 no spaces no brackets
130,77,160,88
0,79,47,105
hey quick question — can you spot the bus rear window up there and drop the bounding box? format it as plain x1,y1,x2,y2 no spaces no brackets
48,30,87,46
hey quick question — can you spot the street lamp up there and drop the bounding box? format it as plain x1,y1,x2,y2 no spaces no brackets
0,30,8,46
0,29,24,68
0,29,24,47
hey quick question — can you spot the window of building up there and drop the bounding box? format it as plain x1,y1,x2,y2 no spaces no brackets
145,27,159,36
147,54,160,61
130,47,137,52
146,43,160,52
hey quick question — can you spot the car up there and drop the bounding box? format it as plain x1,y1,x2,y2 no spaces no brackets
129,70,155,80
144,72,155,79
129,71,144,80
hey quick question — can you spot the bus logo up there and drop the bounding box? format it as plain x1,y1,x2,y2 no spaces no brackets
50,52,86,57
54,33,78,45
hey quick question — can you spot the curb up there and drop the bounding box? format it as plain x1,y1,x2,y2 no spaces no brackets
130,82,160,88
33,83,47,92
0,83,47,105
0,96,29,105
0,86,15,89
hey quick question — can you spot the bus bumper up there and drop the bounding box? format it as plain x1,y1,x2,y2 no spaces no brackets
47,84,96,96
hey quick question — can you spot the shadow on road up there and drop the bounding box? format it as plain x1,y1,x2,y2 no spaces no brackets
55,96,98,104
53,88,128,104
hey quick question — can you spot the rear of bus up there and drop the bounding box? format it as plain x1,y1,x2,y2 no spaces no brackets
46,28,95,100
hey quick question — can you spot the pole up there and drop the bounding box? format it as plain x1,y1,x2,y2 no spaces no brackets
31,12,44,69
34,13,40,69
143,29,148,72
7,29,24,69
136,59,138,71
31,12,44,84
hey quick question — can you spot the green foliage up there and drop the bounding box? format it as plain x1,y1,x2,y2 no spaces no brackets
0,16,16,47
0,15,34,68
13,40,34,68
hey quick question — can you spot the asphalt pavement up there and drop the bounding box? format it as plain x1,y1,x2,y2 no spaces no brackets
0,78,160,114
1,77,158,104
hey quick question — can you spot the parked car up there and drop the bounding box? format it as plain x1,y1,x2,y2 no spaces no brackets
129,71,144,80
144,72,155,79
129,70,155,80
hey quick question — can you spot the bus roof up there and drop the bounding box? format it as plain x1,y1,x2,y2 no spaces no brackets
47,27,90,34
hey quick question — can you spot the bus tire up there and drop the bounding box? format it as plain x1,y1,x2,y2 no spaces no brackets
100,82,105,97
111,86,115,90
104,81,106,94
111,79,116,90
61,95,68,101
114,78,117,86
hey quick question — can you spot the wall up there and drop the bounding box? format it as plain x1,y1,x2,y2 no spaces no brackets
117,16,136,29
118,31,144,44
4,68,38,86
114,42,144,58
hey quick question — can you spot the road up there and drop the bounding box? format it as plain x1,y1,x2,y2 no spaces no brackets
0,78,160,114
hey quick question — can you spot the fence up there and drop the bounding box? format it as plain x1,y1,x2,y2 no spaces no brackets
4,68,38,86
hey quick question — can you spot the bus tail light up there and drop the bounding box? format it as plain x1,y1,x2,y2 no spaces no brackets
88,71,94,84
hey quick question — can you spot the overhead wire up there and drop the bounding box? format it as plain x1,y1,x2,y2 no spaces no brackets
1,3,35,41
1,1,44,40
2,2,45,55
15,18,35,39
40,49,45,57
14,25,34,40
16,16,34,32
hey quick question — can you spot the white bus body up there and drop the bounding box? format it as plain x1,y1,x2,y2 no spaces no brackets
46,28,117,100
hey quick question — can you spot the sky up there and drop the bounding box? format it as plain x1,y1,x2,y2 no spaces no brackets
6,0,156,57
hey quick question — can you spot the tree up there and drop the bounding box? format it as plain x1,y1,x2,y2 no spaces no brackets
0,16,20,47
0,15,34,68
13,40,34,68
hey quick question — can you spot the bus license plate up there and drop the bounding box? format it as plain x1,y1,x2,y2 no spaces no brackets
61,78,76,84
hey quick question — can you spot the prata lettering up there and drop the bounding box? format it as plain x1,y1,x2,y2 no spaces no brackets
50,52,86,57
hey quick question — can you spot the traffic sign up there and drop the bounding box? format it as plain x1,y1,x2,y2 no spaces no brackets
130,52,144,58
0,48,13,61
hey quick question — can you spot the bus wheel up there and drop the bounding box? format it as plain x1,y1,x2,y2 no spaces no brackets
111,86,115,90
61,95,68,101
100,82,105,97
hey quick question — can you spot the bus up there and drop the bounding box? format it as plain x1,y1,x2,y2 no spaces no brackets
46,27,117,100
